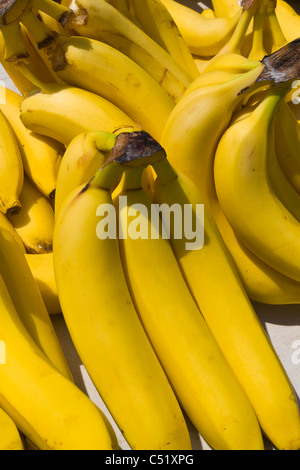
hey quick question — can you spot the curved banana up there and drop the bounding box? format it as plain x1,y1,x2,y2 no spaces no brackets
276,0,300,43
0,272,118,450
53,134,192,451
274,99,300,195
55,131,117,218
203,52,261,74
151,157,300,450
0,109,24,217
0,408,24,450
0,86,64,200
0,212,25,253
113,162,264,451
61,0,193,103
0,228,72,379
8,177,55,254
19,84,140,147
214,83,300,283
25,252,61,316
262,0,287,54
129,0,200,78
23,30,175,142
158,0,242,57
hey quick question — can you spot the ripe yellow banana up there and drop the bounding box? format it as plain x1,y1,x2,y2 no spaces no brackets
113,160,264,451
262,0,288,54
274,98,300,195
0,272,118,450
0,408,24,450
25,252,61,316
276,0,300,42
55,131,117,218
151,157,300,450
19,84,140,147
8,177,55,255
20,24,175,141
158,0,242,57
0,86,64,200
61,0,193,103
212,0,241,17
203,52,261,74
0,212,25,253
0,109,24,217
214,82,300,284
210,196,300,305
53,133,192,451
129,0,200,78
0,227,72,379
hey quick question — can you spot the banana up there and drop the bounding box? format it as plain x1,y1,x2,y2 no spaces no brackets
55,131,117,218
20,28,175,142
129,0,199,78
201,8,216,19
0,272,118,450
0,408,24,450
248,4,268,60
158,0,242,57
0,227,72,379
214,82,300,283
0,109,24,216
113,158,264,451
0,212,25,254
274,98,300,195
25,252,61,316
262,0,288,54
212,0,241,17
0,86,64,200
53,133,192,451
203,52,261,74
276,0,300,43
7,177,55,255
19,84,140,147
60,0,193,103
151,157,300,450
100,0,142,27
210,195,300,305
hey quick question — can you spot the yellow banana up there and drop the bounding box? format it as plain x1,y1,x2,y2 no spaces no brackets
276,0,300,43
61,0,193,103
202,52,261,74
0,212,25,253
0,227,72,379
212,0,241,17
158,0,242,57
151,156,300,450
214,82,300,284
113,159,264,451
0,408,24,450
0,272,118,450
210,196,300,305
55,131,117,218
201,8,216,19
129,0,199,78
248,4,268,60
53,132,192,451
274,98,300,195
0,86,64,200
262,0,288,54
8,177,55,254
0,109,24,216
19,84,140,147
25,253,61,316
100,0,142,27
17,20,175,142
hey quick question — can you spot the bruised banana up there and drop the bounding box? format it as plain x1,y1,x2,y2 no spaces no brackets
158,0,242,57
19,84,141,147
24,31,175,142
55,131,117,218
0,228,72,379
129,0,199,79
53,133,192,451
25,252,61,316
214,83,300,284
61,0,194,103
0,86,64,200
113,160,264,451
274,99,300,195
8,177,55,255
0,109,24,216
0,272,118,450
151,157,300,450
0,408,24,450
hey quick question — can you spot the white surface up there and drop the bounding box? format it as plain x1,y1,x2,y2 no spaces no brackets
1,0,300,452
